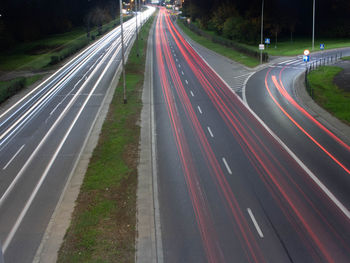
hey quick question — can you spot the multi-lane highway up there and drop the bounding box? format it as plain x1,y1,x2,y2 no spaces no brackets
153,8,350,262
0,7,154,263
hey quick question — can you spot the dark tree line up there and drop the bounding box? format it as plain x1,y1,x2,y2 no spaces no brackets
0,0,122,48
182,0,350,44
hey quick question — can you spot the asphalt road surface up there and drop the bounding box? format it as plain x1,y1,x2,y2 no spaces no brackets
0,8,154,263
154,8,350,263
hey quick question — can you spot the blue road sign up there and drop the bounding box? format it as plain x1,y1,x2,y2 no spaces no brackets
303,55,310,62
320,43,325,50
265,38,270,44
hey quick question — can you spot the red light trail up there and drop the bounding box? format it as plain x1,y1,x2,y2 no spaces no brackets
155,7,350,262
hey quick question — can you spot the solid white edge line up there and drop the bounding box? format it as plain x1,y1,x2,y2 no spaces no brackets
247,208,264,238
197,106,202,114
2,144,25,170
0,17,130,121
188,38,350,219
207,127,214,138
242,72,254,104
1,30,126,252
222,157,232,175
0,31,124,143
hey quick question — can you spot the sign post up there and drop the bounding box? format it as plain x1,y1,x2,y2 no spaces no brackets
303,49,310,68
320,43,325,58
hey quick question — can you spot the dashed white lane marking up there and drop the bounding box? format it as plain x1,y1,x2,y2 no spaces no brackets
178,64,181,68
190,32,350,219
197,106,202,114
190,91,194,97
3,145,25,170
207,127,214,138
181,71,184,75
222,157,232,175
247,208,264,238
176,58,178,62
174,54,176,57
185,80,188,85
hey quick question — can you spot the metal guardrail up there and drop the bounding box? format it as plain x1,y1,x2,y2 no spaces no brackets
305,52,343,98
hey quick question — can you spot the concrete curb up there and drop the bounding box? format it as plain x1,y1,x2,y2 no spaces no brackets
136,12,163,263
33,27,138,263
294,71,350,145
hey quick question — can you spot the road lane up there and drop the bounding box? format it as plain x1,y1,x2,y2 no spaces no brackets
154,8,350,263
0,8,155,262
246,51,350,212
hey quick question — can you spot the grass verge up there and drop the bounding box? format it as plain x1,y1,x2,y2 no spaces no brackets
177,20,260,68
342,56,350,61
0,16,131,71
260,38,350,56
177,20,350,58
307,66,350,124
56,14,155,263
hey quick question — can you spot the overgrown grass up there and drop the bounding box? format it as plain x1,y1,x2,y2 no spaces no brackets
259,38,350,56
342,56,350,61
177,20,260,68
0,75,44,104
307,66,350,124
195,25,350,57
0,17,131,71
178,21,350,58
57,13,155,263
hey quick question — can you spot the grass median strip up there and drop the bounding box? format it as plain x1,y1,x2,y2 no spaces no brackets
57,14,155,263
307,66,350,124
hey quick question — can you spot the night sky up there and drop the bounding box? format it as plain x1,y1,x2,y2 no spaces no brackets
0,0,349,48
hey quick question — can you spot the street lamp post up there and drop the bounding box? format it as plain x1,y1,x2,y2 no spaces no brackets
312,0,315,51
135,0,139,57
119,0,127,104
260,0,264,64
139,0,142,26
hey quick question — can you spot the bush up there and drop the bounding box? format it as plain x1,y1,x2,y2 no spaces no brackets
0,77,26,104
210,4,239,35
223,16,244,41
50,55,60,65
